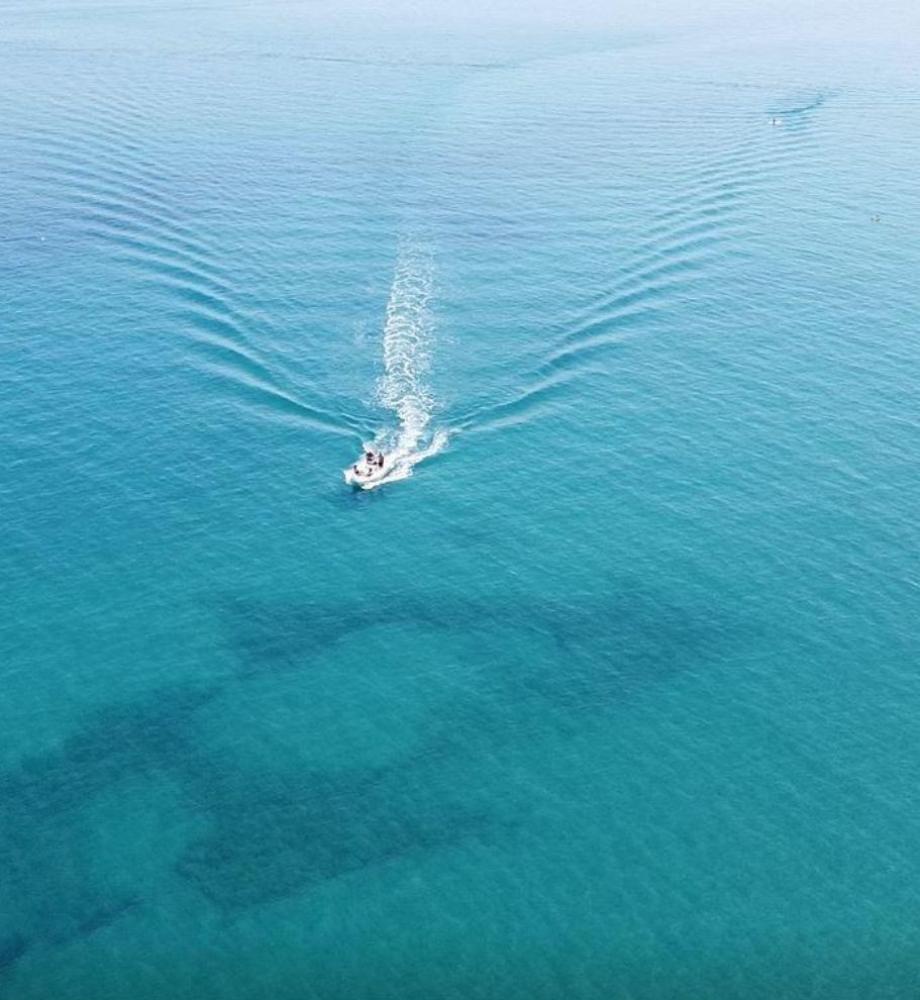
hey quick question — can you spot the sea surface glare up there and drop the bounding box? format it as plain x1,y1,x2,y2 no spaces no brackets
2,1,920,997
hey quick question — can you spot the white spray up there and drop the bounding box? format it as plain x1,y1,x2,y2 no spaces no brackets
361,241,447,486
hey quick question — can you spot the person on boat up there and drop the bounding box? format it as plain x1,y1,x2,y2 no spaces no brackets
377,453,385,467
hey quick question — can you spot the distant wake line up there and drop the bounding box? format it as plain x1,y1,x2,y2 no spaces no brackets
363,241,448,486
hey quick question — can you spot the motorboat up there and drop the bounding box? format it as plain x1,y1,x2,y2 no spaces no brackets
343,449,392,489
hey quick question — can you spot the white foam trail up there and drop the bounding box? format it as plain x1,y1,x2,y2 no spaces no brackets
364,241,447,486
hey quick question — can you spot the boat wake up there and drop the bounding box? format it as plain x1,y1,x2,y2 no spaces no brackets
347,241,448,489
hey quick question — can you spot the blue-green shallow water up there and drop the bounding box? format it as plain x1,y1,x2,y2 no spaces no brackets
2,0,920,996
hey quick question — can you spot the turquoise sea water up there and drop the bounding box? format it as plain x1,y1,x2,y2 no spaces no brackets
2,1,920,996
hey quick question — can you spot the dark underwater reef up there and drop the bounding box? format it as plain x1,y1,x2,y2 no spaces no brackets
219,586,725,707
0,583,733,974
175,761,493,909
0,684,219,974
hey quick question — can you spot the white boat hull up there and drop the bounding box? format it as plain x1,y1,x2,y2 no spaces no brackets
343,454,394,489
